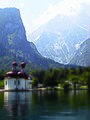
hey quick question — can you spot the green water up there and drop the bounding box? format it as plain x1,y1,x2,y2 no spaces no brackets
0,90,90,120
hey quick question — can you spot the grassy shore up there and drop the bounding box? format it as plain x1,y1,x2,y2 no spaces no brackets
33,85,88,91
0,80,4,89
0,80,88,91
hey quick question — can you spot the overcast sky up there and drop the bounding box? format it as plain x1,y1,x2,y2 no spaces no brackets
0,0,90,34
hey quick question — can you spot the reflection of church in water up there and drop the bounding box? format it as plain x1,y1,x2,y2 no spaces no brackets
4,62,32,91
4,92,32,119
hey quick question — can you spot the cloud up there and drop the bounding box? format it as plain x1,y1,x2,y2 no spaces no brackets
32,4,59,26
32,0,90,28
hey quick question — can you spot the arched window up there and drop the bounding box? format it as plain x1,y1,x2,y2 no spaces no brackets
14,80,16,85
18,80,20,85
6,81,7,85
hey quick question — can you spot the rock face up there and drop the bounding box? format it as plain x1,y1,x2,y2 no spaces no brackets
29,3,90,65
69,38,90,67
0,8,62,70
0,8,40,60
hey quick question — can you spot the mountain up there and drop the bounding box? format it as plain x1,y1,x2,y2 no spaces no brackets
0,8,63,70
69,38,90,67
29,3,90,64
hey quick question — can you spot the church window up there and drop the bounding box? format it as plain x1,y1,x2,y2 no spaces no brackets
18,80,20,85
6,81,7,85
14,81,16,85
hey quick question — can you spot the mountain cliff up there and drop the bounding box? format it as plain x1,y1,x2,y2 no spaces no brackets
29,3,90,64
69,38,90,67
0,8,63,70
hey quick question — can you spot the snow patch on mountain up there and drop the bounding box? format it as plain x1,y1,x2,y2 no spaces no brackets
29,3,90,65
75,40,85,50
34,35,41,42
75,44,80,50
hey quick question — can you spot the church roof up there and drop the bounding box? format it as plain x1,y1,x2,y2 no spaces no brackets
5,62,29,79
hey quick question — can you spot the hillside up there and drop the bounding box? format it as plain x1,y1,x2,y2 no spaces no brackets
0,8,63,70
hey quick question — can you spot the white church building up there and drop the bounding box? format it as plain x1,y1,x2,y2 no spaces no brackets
4,62,32,91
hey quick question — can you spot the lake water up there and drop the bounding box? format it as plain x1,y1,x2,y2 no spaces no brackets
0,90,90,120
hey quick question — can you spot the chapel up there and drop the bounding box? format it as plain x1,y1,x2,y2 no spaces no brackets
4,62,32,91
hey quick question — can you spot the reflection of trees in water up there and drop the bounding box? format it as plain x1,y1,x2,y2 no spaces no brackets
69,90,89,109
0,92,4,108
3,90,90,119
32,90,90,111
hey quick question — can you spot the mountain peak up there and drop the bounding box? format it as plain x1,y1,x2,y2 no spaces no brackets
29,7,89,64
0,7,63,70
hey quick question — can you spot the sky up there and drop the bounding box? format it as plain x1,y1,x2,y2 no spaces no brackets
0,0,62,34
0,0,90,35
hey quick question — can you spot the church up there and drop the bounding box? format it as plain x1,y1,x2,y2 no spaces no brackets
4,62,32,91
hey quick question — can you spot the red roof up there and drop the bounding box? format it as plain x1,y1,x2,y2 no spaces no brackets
5,71,18,78
21,62,26,69
12,62,18,66
5,61,28,79
18,71,29,79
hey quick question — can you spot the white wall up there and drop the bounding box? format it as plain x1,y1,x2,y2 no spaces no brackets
17,79,25,90
29,79,32,89
4,78,17,90
4,78,32,90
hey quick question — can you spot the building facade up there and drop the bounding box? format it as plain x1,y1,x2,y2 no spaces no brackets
4,62,32,91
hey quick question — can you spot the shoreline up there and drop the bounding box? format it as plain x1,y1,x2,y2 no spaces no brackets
0,88,90,92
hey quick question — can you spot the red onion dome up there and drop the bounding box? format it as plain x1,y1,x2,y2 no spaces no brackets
12,62,18,66
21,62,26,69
18,71,29,79
5,71,18,78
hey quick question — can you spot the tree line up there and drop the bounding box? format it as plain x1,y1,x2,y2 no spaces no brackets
0,66,90,90
31,66,90,90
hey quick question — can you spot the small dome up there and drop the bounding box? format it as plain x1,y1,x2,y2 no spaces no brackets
21,62,26,69
5,71,18,78
12,62,18,66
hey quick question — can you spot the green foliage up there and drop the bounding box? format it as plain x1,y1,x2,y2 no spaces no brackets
77,66,84,75
31,66,90,90
32,78,38,88
0,80,4,88
43,71,52,87
0,70,6,80
69,75,79,90
58,68,69,83
84,71,90,89
62,81,70,90
69,67,77,75
31,70,45,84
1,64,90,90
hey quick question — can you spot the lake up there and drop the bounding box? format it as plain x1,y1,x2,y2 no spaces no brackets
0,90,90,120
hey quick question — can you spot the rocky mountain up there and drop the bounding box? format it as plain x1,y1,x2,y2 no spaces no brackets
0,8,63,70
69,38,90,67
29,3,90,65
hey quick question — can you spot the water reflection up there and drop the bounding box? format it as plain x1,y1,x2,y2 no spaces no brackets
1,90,90,120
4,92,32,120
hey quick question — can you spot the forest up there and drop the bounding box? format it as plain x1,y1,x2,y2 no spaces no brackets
0,66,90,90
31,66,90,90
